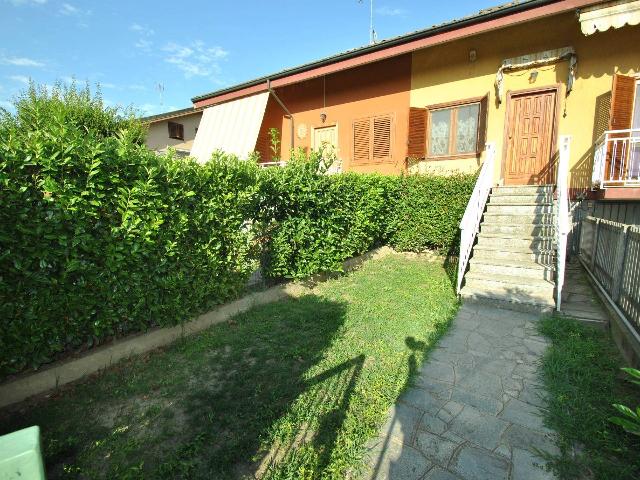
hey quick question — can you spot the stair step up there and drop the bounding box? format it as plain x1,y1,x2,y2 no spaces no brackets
470,260,555,281
476,234,555,249
486,204,554,215
473,246,556,263
488,194,553,204
492,185,554,196
480,223,556,236
460,287,555,313
482,213,556,225
466,271,554,290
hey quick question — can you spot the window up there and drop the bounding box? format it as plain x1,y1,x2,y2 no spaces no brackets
428,101,481,157
168,121,184,140
407,96,488,160
353,114,393,163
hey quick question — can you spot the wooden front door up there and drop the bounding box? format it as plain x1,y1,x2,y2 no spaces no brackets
504,88,558,185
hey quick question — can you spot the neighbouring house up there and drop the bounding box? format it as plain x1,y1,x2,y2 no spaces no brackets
142,107,203,156
187,0,640,363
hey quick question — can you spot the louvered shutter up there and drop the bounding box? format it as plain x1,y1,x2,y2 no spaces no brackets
177,123,184,140
407,107,427,158
607,74,636,179
476,95,489,153
373,115,392,162
609,73,635,131
353,118,371,163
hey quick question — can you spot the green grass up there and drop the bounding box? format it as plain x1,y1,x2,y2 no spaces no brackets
538,316,640,480
0,254,459,479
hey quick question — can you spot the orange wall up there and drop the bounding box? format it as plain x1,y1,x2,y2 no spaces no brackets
256,54,411,174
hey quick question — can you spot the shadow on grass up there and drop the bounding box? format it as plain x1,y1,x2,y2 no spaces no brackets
0,294,355,480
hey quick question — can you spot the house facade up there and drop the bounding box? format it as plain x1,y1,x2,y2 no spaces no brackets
143,107,203,155
189,0,639,202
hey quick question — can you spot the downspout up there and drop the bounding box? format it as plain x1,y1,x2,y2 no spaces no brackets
266,79,294,153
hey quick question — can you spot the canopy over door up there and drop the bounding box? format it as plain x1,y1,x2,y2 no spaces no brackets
190,92,269,163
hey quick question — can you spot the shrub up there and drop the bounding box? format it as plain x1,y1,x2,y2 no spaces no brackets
387,173,477,253
0,85,259,376
256,151,398,278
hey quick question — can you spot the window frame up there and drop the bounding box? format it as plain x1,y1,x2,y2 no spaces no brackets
168,121,185,141
351,112,394,164
426,96,485,161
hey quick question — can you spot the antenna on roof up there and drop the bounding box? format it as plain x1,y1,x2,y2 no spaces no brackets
358,0,376,45
156,83,164,106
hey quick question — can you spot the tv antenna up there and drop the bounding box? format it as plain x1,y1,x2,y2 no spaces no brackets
358,0,376,45
156,83,164,106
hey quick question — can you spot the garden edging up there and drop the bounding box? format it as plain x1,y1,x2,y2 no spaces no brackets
0,247,392,409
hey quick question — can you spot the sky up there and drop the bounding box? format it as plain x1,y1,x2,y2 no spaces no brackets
0,0,499,116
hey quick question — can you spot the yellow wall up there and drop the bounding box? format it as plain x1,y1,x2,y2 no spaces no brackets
146,112,202,151
410,12,640,190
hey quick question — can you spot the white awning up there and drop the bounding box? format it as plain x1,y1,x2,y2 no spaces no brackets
190,91,269,163
579,0,640,35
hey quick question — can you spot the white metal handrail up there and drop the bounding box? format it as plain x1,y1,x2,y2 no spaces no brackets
456,142,495,295
556,135,571,311
259,161,287,168
592,128,640,189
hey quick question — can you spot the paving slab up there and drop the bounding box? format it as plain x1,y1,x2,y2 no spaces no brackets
367,301,560,479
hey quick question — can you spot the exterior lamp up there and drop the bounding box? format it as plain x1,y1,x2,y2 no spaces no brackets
320,113,327,123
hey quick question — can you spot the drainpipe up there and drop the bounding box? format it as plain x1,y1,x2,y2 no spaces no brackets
266,79,294,152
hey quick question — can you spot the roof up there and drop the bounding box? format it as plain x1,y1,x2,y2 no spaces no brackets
140,106,203,123
192,0,590,105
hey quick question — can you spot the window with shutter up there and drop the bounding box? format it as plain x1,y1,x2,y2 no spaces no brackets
353,118,371,163
407,108,427,158
373,116,391,162
352,114,393,163
609,73,636,131
168,121,185,140
423,95,488,159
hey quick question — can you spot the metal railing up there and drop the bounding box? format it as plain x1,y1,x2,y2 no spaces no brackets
456,142,495,295
592,128,640,189
555,136,571,311
259,161,287,168
579,216,640,337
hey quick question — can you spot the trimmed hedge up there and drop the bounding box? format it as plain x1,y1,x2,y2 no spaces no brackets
0,85,476,378
387,174,477,253
0,85,259,376
256,153,398,278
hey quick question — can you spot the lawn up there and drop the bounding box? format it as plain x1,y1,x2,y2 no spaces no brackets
538,316,640,480
0,254,459,479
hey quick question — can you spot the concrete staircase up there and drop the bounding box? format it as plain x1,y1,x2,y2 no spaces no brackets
460,185,557,312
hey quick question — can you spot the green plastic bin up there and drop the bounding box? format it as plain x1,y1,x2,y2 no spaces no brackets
0,426,45,479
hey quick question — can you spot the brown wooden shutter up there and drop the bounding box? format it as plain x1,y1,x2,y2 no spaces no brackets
407,107,427,158
353,118,371,163
373,115,392,162
177,123,184,140
476,94,489,153
609,73,635,130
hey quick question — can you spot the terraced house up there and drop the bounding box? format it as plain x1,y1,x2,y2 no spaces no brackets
166,0,640,326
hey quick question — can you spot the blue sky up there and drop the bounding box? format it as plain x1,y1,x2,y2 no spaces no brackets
0,0,498,116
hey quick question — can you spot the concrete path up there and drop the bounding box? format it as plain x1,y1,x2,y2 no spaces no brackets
364,303,559,480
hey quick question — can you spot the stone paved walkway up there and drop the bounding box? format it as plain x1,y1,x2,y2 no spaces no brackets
364,303,558,480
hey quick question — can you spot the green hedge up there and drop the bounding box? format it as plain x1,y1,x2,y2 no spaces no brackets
387,174,477,254
0,85,476,378
256,153,398,279
0,85,259,376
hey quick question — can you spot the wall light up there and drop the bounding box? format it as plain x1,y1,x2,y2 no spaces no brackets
529,71,539,83
320,113,327,123
469,49,477,62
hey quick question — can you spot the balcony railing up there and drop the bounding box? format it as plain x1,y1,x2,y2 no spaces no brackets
592,128,640,189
